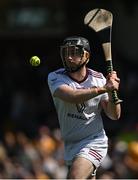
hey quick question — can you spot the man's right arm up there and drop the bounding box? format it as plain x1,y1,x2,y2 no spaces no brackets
53,85,107,104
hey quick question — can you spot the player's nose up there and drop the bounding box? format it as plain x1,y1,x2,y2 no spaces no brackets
67,56,74,61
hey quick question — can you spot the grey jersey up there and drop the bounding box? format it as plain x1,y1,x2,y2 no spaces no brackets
48,68,108,144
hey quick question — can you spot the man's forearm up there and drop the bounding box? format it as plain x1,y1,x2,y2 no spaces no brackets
54,86,107,104
72,87,107,103
106,92,121,120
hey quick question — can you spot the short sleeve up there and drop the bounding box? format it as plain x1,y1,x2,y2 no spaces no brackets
48,72,66,95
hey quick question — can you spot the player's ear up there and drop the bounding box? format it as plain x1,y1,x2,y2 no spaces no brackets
85,51,90,59
84,51,90,64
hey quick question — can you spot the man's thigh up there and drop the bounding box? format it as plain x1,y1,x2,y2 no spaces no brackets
67,156,95,179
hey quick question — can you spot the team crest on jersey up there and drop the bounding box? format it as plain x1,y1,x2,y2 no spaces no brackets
76,103,86,113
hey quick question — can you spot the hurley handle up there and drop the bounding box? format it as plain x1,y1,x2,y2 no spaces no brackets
106,60,122,104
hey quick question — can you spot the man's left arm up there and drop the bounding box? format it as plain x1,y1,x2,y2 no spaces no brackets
101,71,121,120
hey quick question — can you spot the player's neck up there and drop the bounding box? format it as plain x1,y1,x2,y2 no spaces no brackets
68,66,87,83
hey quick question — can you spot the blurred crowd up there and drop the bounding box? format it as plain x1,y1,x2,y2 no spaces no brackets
0,126,68,179
0,125,138,179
